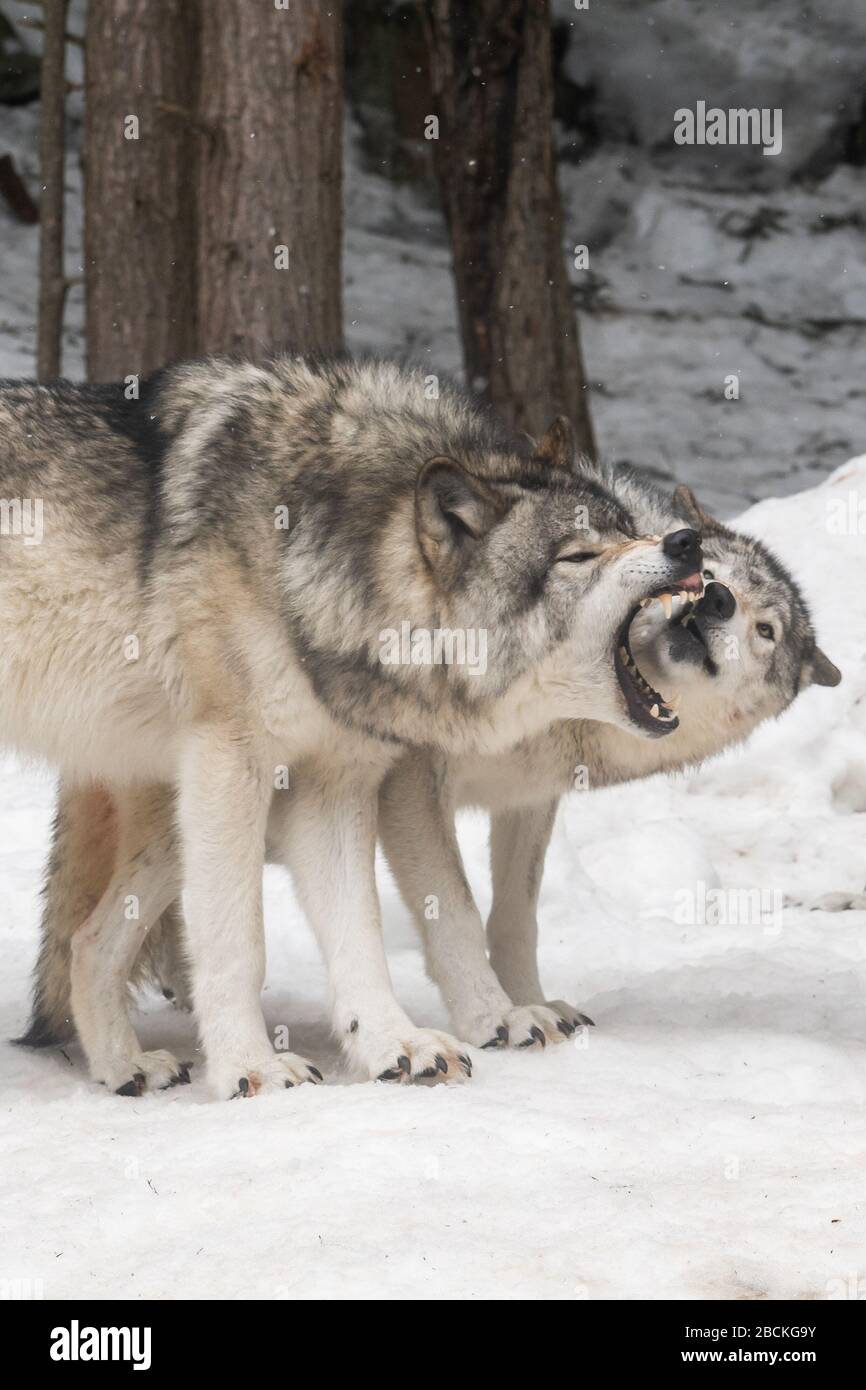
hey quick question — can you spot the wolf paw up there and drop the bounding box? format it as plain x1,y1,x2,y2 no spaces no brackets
100,1050,191,1096
210,1052,323,1100
348,1025,472,1085
545,999,595,1034
461,1003,593,1050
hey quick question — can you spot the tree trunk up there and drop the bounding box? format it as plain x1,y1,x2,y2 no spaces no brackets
423,0,595,454
37,0,68,381
84,0,199,382
195,0,343,358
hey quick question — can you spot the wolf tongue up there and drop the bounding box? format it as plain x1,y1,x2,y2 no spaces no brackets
678,571,703,593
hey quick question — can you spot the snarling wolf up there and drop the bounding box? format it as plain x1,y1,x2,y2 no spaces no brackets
4,357,701,1096
374,471,841,1048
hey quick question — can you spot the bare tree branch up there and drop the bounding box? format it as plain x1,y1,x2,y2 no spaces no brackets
37,0,68,381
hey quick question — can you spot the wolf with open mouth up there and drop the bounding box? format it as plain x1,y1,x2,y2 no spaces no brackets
371,466,841,1052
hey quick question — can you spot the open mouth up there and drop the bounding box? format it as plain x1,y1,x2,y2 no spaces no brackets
676,609,718,677
614,571,704,735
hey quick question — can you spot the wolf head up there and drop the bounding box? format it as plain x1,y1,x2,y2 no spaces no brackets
273,361,702,746
602,476,840,766
408,414,705,743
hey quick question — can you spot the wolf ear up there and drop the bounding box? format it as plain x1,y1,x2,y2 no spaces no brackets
416,457,507,575
805,647,842,688
533,416,575,471
673,484,724,535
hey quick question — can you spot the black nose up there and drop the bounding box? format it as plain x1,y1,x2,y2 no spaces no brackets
662,527,701,564
700,581,736,620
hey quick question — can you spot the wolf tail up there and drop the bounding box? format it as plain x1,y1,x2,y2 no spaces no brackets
13,782,118,1048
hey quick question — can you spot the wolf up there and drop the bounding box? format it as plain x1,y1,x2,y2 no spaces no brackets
19,461,839,1088
372,471,841,1048
3,357,702,1097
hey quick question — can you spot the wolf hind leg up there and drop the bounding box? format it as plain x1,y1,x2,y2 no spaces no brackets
133,899,194,1012
15,781,118,1048
70,786,188,1093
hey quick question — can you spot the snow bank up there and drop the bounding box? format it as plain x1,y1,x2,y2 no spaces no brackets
0,460,863,1300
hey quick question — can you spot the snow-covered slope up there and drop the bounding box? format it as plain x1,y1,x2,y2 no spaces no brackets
0,460,863,1301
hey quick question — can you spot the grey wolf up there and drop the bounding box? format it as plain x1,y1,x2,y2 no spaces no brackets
4,357,700,1096
374,470,840,1047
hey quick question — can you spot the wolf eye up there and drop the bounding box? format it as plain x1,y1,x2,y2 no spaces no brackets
557,551,595,564
703,569,715,580
756,622,775,640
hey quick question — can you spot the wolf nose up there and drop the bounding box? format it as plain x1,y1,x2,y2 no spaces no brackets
662,527,701,564
701,581,736,620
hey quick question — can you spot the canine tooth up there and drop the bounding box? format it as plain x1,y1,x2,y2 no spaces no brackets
658,593,673,618
650,703,660,718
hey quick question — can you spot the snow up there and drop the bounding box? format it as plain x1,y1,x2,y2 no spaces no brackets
0,458,864,1301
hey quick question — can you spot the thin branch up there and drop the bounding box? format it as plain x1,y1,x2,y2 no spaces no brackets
37,0,68,381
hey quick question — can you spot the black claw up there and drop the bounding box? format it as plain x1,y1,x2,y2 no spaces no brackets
530,1026,546,1048
284,1080,294,1088
435,1054,448,1073
497,1025,508,1042
557,1020,575,1037
458,1053,472,1072
398,1054,411,1075
308,1066,323,1082
168,1063,191,1088
417,1066,439,1078
237,1076,250,1096
115,1072,145,1098
482,1032,507,1049
378,1068,401,1081
577,1013,596,1027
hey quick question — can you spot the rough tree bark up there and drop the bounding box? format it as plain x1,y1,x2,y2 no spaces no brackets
37,0,68,380
423,0,595,453
195,0,343,358
84,0,199,382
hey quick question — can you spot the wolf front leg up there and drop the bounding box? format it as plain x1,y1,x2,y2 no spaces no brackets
178,727,321,1099
488,801,595,1036
273,761,470,1084
379,755,572,1049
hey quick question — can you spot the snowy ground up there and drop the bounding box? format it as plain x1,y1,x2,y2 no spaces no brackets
0,459,864,1301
